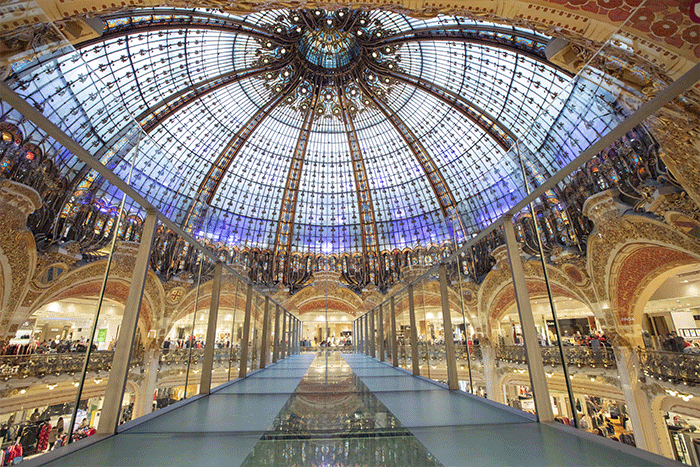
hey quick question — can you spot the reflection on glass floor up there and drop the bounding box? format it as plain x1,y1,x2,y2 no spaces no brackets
240,352,442,466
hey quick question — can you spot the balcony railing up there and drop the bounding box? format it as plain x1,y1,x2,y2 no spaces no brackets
638,349,700,386
496,345,617,369
0,351,115,380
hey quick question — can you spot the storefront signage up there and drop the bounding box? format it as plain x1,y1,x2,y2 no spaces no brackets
96,328,108,342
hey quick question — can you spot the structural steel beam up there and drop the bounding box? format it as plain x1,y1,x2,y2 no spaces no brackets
357,78,458,218
370,65,516,150
339,85,380,256
273,84,320,257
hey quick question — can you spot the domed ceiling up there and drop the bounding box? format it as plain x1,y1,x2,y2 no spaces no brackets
7,8,583,258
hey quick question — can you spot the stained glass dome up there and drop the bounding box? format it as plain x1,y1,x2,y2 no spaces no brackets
6,7,615,261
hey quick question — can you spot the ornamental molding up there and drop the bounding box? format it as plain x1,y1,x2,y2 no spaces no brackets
587,213,700,335
0,179,42,219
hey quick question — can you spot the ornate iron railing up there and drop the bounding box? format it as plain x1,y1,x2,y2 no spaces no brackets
0,351,115,379
496,345,617,369
158,348,239,368
2,119,679,293
638,350,700,385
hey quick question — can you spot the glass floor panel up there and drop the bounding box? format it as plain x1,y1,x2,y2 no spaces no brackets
38,352,677,467
239,352,443,466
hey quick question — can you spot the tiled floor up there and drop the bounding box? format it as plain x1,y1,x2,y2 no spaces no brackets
38,352,678,466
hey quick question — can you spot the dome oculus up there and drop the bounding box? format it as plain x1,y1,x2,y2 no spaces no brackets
257,9,401,118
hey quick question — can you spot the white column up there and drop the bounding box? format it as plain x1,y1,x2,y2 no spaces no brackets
482,344,500,403
132,349,159,419
614,345,664,455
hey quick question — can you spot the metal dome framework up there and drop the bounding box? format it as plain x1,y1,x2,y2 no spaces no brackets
4,7,628,291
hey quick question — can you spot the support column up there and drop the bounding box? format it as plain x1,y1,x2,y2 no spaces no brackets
272,305,281,363
260,297,271,368
200,261,223,394
559,396,571,419
358,317,363,354
132,349,159,419
98,210,158,435
391,297,398,367
293,319,298,354
439,263,459,390
250,297,259,369
238,283,253,378
281,311,287,359
614,345,665,455
369,309,376,358
503,216,554,422
408,284,420,376
289,318,293,355
285,314,291,358
364,316,368,355
291,319,296,354
481,344,500,403
353,320,357,352
377,304,385,362
364,314,370,355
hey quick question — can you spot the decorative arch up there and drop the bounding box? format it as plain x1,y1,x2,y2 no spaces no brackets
609,243,700,329
479,259,593,325
286,280,365,318
587,214,700,333
650,394,700,459
168,276,258,338
25,253,165,347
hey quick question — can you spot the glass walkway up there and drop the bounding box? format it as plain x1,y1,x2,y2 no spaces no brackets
33,352,677,466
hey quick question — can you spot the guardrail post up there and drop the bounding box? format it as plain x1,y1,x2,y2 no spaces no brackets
273,304,281,363
377,304,385,362
200,261,223,394
98,210,158,435
503,215,553,422
369,309,376,358
260,297,271,368
439,263,459,390
238,283,253,378
391,297,398,367
408,284,420,376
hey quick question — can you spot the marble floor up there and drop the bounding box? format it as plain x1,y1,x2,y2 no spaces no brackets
33,352,679,466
